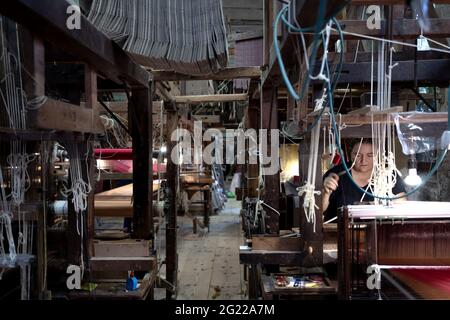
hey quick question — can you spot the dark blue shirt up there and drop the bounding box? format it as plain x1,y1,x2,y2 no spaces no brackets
323,163,406,221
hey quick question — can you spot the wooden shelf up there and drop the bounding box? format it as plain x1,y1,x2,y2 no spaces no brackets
306,111,448,126
303,110,449,138
260,274,336,299
67,271,156,300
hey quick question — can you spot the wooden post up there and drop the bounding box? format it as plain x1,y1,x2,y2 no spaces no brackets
84,65,98,132
165,108,178,300
261,86,280,234
338,207,351,299
248,264,258,299
245,99,260,199
20,29,47,298
129,84,153,240
299,86,324,266
263,0,272,67
84,65,97,261
67,65,97,272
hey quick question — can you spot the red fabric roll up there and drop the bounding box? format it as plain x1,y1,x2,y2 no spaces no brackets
391,268,450,299
94,148,133,160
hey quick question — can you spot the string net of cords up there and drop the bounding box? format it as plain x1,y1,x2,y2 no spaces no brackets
61,142,93,278
0,16,37,299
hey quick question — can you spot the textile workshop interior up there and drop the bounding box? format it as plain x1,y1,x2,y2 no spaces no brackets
0,0,450,306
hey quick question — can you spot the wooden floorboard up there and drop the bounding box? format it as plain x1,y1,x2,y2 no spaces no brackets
176,199,246,300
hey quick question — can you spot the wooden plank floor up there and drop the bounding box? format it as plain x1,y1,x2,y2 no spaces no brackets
176,198,246,300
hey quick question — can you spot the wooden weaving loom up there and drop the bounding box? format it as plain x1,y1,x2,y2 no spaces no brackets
338,201,450,300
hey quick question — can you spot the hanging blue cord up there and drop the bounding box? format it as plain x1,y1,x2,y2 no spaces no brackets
275,1,341,139
448,86,450,129
281,13,315,33
274,1,326,101
279,16,345,139
274,6,302,100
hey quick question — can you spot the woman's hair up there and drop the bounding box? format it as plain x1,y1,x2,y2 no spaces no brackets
349,138,373,153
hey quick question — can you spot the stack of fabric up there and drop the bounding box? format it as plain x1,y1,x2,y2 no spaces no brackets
87,0,228,75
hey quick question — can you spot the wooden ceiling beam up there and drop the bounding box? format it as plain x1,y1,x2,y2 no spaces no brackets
174,94,248,104
151,67,261,81
0,0,150,87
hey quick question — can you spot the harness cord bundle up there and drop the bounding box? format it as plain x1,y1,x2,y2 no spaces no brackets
297,90,327,233
0,166,15,264
276,4,449,203
0,16,43,299
62,141,93,278
275,2,346,232
100,114,129,148
362,42,400,205
294,17,334,234
325,21,448,202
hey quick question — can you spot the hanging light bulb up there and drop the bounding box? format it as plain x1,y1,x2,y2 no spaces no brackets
404,154,422,186
405,168,422,186
409,0,431,32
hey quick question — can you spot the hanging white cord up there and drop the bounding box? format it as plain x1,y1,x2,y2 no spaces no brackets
419,34,450,50
371,40,374,106
62,142,93,278
296,20,336,233
63,142,92,218
330,27,450,55
309,22,332,82
100,114,129,148
0,18,35,294
336,83,350,114
364,42,399,205
297,90,328,233
0,19,43,300
337,8,365,115
348,137,364,171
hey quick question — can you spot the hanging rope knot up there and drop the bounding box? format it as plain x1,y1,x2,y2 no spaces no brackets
316,73,329,83
256,199,263,211
71,179,91,214
297,183,320,233
6,148,35,206
252,200,264,227
314,89,327,111
297,183,321,210
17,232,24,244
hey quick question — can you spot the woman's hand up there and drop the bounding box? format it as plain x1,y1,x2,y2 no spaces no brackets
323,173,339,195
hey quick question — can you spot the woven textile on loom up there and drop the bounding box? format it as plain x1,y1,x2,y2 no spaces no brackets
390,269,450,299
87,0,228,75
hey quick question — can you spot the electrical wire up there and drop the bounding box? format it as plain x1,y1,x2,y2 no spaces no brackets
274,2,326,101
281,12,346,137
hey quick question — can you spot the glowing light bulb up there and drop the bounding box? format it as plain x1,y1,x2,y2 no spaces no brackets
404,168,422,186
